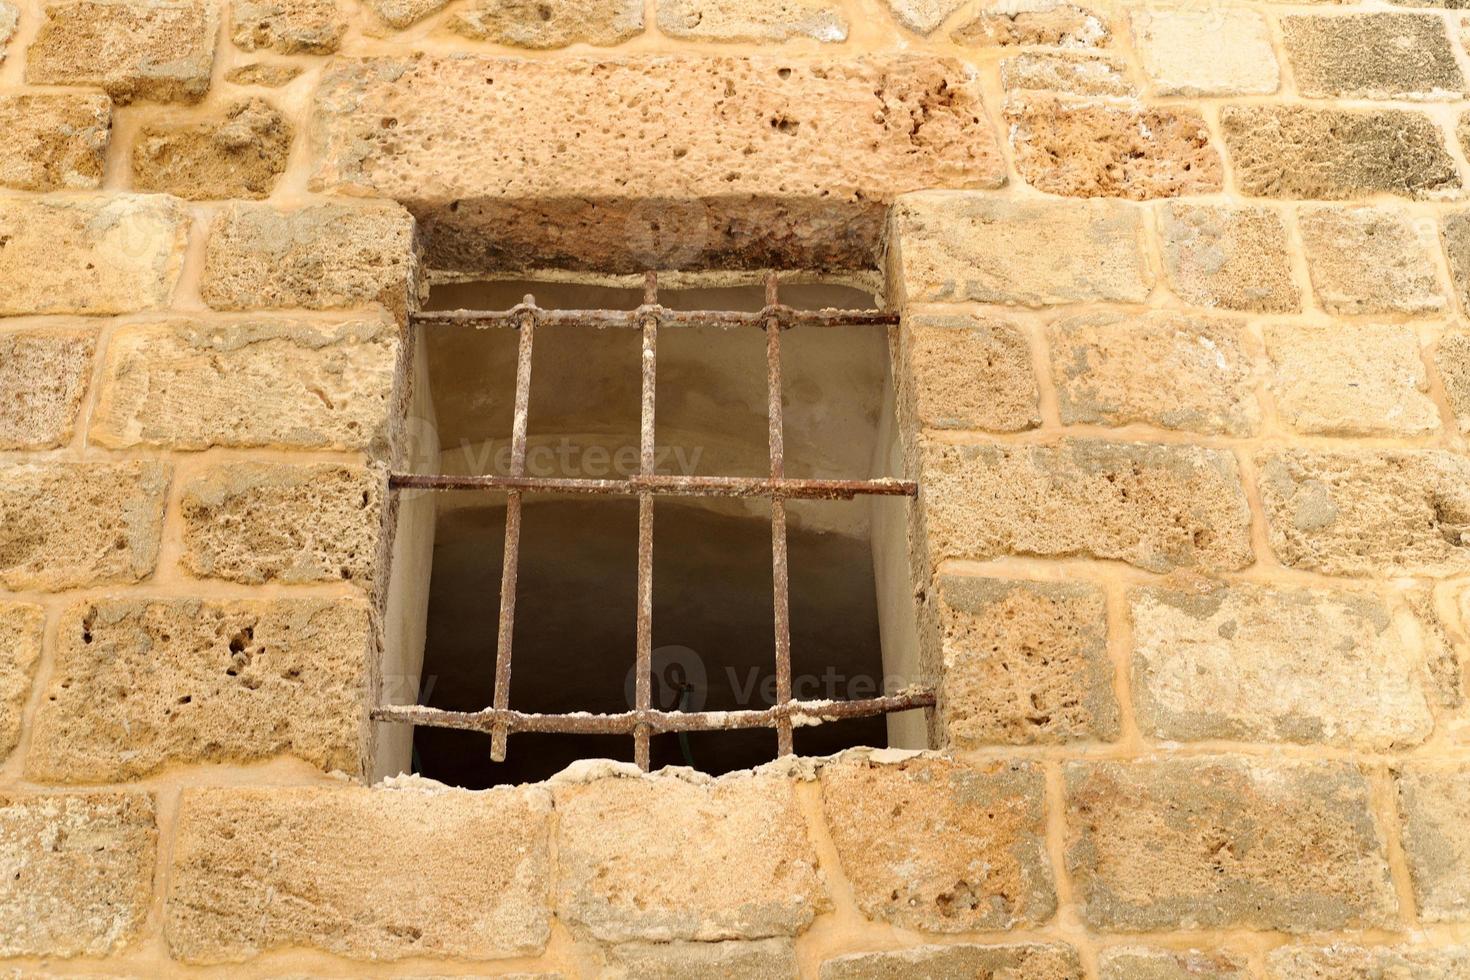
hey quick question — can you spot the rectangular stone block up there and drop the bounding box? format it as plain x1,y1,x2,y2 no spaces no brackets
821,943,1082,980
1264,323,1438,437
1266,945,1470,980
0,194,188,315
1132,7,1278,96
900,314,1039,432
1438,210,1470,315
90,313,400,453
1395,764,1470,922
658,0,844,41
821,754,1054,931
1437,330,1470,434
919,438,1253,573
1297,205,1446,314
1157,203,1300,312
452,0,642,45
999,53,1134,97
892,194,1153,306
26,0,216,103
1282,14,1464,100
312,55,1003,274
1065,758,1397,931
0,92,110,191
232,0,345,53
0,793,155,957
166,783,552,962
1100,947,1248,980
27,597,373,782
132,97,291,200
0,603,41,762
0,461,169,591
603,939,798,979
0,325,96,450
951,3,1108,47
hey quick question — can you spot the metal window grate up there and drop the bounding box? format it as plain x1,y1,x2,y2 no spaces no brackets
374,272,935,771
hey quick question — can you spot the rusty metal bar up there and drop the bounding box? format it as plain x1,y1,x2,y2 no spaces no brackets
634,272,658,771
390,473,917,498
414,305,898,331
765,272,794,758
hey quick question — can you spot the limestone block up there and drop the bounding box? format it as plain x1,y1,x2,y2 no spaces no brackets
1065,758,1397,931
934,576,1117,746
1156,203,1300,313
1100,947,1249,980
1047,311,1259,436
0,2,15,61
1437,210,1470,313
0,604,41,762
657,0,846,42
820,943,1082,980
951,2,1108,47
450,0,642,46
0,194,188,315
886,0,964,35
1264,323,1438,437
0,794,155,957
1395,764,1470,921
27,597,373,782
132,98,291,200
822,755,1054,931
166,783,552,962
1283,14,1464,100
224,62,302,87
892,194,1152,306
1257,449,1470,577
999,53,1134,96
0,325,96,449
901,314,1039,431
1297,206,1445,314
0,93,110,191
1131,7,1278,96
1414,589,1464,709
919,439,1253,573
1434,330,1470,433
26,0,216,103
232,0,345,53
365,0,448,29
0,461,168,591
1266,946,1470,979
601,939,798,979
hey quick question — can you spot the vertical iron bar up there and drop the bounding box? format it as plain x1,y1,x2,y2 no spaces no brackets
635,272,658,771
765,273,794,757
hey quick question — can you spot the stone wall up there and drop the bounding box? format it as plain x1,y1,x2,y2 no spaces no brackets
0,0,1468,977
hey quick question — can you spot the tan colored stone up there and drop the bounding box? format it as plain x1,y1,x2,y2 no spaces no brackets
0,194,188,315
901,314,1038,432
1000,53,1134,96
27,597,372,782
0,3,15,61
822,755,1054,931
200,202,419,322
232,0,344,53
919,438,1253,573
0,604,41,762
0,794,155,957
365,0,448,29
1283,14,1464,100
1414,589,1464,709
1395,764,1470,922
224,62,302,87
1048,311,1258,436
1131,7,1277,96
1266,945,1470,979
1265,323,1438,437
167,783,552,962
1007,98,1222,200
1435,330,1470,433
0,93,110,191
952,2,1108,47
1131,584,1434,749
1257,449,1470,577
821,943,1082,980
0,325,96,450
26,0,216,103
1298,206,1445,314
1157,203,1301,313
1066,758,1397,931
450,0,642,46
887,0,964,35
554,769,827,942
658,0,846,42
892,194,1152,306
934,576,1117,746
0,461,168,591
602,939,798,979
1100,947,1248,980
132,98,291,200
1437,211,1470,314
1221,106,1460,200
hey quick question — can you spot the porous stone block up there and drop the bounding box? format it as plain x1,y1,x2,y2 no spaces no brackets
1395,764,1470,921
1297,206,1445,314
1000,53,1134,96
1265,945,1470,979
0,793,155,957
1437,211,1470,313
131,97,291,200
1221,106,1459,200
1265,323,1438,437
27,597,373,782
1414,589,1464,709
555,769,826,942
658,0,845,41
232,0,345,53
450,0,642,46
91,313,398,453
166,783,552,962
1156,203,1300,312
26,0,216,103
1006,98,1221,200
822,755,1054,931
0,325,96,450
1066,758,1397,931
934,576,1117,746
1435,330,1470,433
0,194,188,315
919,439,1253,573
0,3,15,61
0,604,41,761
820,943,1082,980
1100,947,1249,980
900,314,1039,431
951,2,1108,47
892,194,1152,306
1256,449,1470,577
1131,7,1277,96
224,62,301,86
0,93,110,191
886,0,964,35
200,202,419,322
311,56,1003,274
1130,584,1434,749
1283,14,1464,100
0,461,168,591
602,939,798,979
365,0,447,28
1047,311,1259,436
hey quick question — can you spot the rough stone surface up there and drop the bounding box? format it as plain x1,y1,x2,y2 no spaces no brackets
822,756,1054,931
1100,947,1249,980
26,0,216,103
224,62,302,87
555,770,826,942
1131,7,1277,96
1297,206,1446,314
90,313,399,453
919,439,1253,573
1437,210,1470,314
893,195,1152,306
821,943,1082,980
231,0,345,53
27,597,373,782
1283,14,1464,100
1130,584,1434,749
1007,98,1222,200
1156,203,1301,313
1066,758,1397,931
887,0,965,35
951,2,1108,47
0,326,96,450
0,461,168,591
0,794,155,957
934,576,1118,746
450,0,642,47
658,0,846,42
1435,330,1470,433
0,2,14,61
0,604,41,762
1265,945,1470,979
0,93,110,191
900,313,1039,431
602,939,798,979
1414,588,1464,709
132,98,291,200
0,194,188,316
1000,53,1134,96
1047,311,1259,436
200,202,419,322
365,0,448,28
167,784,552,962
1221,106,1460,200
1257,449,1470,577
1265,323,1438,437
1395,764,1470,922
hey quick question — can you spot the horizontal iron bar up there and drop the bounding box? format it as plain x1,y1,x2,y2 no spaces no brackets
390,473,918,499
412,304,899,330
372,686,936,736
